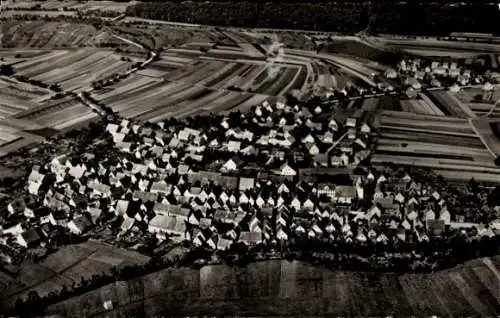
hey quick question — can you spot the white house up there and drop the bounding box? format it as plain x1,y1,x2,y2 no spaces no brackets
278,163,296,176
67,215,93,235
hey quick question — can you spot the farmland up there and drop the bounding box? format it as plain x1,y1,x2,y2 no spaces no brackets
3,0,129,13
0,21,124,49
13,48,135,92
372,111,500,183
0,18,389,145
372,37,500,57
90,42,363,120
44,258,500,317
0,240,150,306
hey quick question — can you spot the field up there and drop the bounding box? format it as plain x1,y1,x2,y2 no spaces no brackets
1,240,150,306
13,48,135,92
0,21,120,49
373,37,500,57
324,38,402,65
4,0,129,13
43,257,500,317
0,76,55,153
91,43,349,120
427,90,476,118
0,19,388,132
372,111,500,183
400,94,444,116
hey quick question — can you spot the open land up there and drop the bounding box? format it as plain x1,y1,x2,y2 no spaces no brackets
44,258,500,317
1,240,150,306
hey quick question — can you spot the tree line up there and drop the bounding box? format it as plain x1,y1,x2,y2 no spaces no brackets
125,2,500,36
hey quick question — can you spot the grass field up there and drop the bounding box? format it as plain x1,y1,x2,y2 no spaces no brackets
1,240,150,306
43,257,500,317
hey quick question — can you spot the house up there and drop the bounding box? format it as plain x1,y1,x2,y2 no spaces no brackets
328,119,338,131
28,169,46,195
121,216,135,232
68,164,86,180
333,186,357,204
276,228,288,241
427,219,445,236
239,177,255,191
103,300,114,311
150,181,172,195
7,199,27,216
16,228,44,248
308,144,320,155
49,210,68,226
148,214,187,241
302,134,315,144
239,231,263,245
277,163,296,176
346,117,356,128
227,140,242,153
221,156,243,172
317,184,335,197
313,154,329,167
87,207,104,224
67,215,93,235
217,238,233,251
88,182,111,197
439,208,451,225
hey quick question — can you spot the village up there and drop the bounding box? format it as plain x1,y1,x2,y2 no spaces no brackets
0,97,499,269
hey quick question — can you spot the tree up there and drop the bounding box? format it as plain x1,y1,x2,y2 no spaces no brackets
487,186,500,207
0,64,14,76
469,178,479,194
494,156,500,167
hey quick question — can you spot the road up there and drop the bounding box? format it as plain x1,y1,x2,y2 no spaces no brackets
112,34,146,51
327,131,349,154
76,93,106,117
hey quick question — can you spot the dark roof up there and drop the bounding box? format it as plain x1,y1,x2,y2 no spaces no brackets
33,207,51,217
21,228,44,245
71,215,93,232
126,200,142,218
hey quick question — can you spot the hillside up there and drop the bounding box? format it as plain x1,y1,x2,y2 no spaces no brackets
44,257,500,317
0,21,140,52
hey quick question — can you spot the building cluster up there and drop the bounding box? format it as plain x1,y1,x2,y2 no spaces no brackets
387,57,500,96
0,100,499,264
